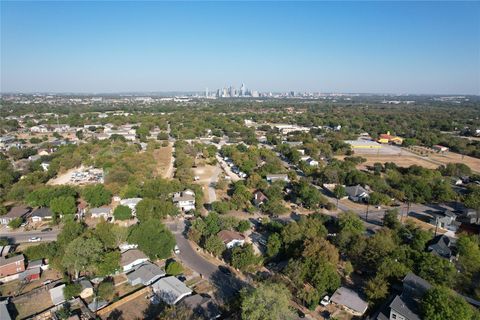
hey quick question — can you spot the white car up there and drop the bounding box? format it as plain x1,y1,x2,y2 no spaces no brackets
28,237,42,242
174,245,180,254
320,295,330,306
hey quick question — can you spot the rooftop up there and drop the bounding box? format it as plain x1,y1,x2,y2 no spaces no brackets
330,286,368,315
120,249,148,266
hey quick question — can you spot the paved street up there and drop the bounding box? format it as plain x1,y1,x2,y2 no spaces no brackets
0,229,59,243
165,219,245,301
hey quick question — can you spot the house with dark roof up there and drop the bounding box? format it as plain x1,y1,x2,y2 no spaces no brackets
30,207,53,222
0,206,31,225
375,273,431,320
427,235,454,260
253,190,268,207
126,262,165,286
345,185,370,203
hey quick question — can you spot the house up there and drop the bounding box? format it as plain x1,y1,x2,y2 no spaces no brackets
79,279,94,298
0,300,12,320
172,190,196,212
0,206,31,225
218,230,245,249
120,249,148,272
30,207,53,222
374,273,431,320
152,276,192,305
458,209,480,225
266,174,289,183
429,210,458,231
345,185,370,203
119,198,143,215
0,254,25,277
253,190,268,207
427,235,454,260
330,286,368,316
27,259,43,270
89,207,112,220
181,294,221,320
126,262,166,286
377,131,403,145
304,157,319,166
49,284,66,306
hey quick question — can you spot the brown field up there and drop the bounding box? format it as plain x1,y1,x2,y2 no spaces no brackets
427,151,480,173
336,154,439,170
153,143,173,178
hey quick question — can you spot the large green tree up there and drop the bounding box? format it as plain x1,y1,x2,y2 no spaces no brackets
422,286,476,320
62,236,103,279
128,220,175,259
240,282,295,320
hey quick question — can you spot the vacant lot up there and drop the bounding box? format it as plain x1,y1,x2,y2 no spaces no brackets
153,143,173,178
428,151,480,173
336,154,439,170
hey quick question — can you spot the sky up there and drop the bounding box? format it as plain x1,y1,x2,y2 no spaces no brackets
1,1,479,94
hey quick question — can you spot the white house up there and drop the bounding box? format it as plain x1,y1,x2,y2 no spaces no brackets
266,174,290,183
172,190,196,212
30,207,53,222
218,230,245,249
120,249,148,272
90,207,112,220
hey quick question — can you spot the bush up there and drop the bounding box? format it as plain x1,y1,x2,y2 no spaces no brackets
97,280,115,300
166,261,183,276
8,217,23,229
63,283,81,299
236,220,251,233
113,205,132,221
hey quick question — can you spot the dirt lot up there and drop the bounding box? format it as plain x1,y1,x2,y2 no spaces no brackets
427,151,480,173
153,143,173,178
336,154,439,170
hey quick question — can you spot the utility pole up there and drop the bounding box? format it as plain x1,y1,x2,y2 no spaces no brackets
434,217,439,237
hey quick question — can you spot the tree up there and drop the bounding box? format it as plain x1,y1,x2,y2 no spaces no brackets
62,236,103,279
236,220,251,233
422,286,475,320
166,261,183,276
416,253,456,286
333,185,346,205
8,217,23,229
364,276,389,302
136,198,178,221
128,220,176,259
50,196,77,216
57,220,85,248
266,233,282,258
96,251,120,276
82,184,112,207
384,209,401,229
113,205,132,221
240,282,295,320
204,235,225,257
63,283,81,299
231,244,262,272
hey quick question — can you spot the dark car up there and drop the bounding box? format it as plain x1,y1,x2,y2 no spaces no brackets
218,265,232,275
296,309,306,318
41,228,52,232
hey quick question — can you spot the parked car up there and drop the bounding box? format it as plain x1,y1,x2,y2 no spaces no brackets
320,295,330,306
41,228,52,232
28,237,42,242
174,245,180,254
218,265,232,275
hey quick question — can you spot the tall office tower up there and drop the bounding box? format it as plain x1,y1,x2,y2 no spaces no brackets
229,86,234,97
205,88,209,97
240,83,246,96
223,88,228,97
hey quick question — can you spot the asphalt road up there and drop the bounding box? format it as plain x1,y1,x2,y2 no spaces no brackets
0,229,59,243
165,219,245,301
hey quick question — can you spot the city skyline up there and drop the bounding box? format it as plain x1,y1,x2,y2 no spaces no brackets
1,1,479,94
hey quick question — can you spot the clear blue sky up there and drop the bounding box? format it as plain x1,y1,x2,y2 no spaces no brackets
1,1,479,94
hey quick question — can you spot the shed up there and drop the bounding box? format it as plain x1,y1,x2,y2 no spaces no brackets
49,284,66,305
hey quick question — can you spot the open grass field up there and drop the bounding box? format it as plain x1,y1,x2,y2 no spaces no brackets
427,151,480,173
153,142,173,178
